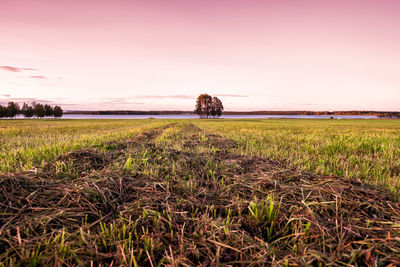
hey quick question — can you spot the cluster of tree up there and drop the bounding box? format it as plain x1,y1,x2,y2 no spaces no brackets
194,94,224,118
0,102,63,118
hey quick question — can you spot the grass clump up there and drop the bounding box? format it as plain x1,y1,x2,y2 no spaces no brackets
248,194,280,241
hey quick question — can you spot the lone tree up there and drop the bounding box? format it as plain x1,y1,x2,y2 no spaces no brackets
194,94,224,118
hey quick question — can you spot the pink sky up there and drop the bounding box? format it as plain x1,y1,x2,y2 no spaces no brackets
1,0,400,111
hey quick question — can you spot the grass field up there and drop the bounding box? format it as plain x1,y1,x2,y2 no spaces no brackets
193,119,400,196
0,119,399,266
0,119,171,172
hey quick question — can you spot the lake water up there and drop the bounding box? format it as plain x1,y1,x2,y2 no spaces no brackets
61,114,379,119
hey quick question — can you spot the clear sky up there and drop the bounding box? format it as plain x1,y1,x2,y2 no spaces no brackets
1,0,399,111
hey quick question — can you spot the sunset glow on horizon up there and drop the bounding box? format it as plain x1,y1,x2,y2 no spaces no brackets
1,0,400,111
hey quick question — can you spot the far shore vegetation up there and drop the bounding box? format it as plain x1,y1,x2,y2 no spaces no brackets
63,109,399,117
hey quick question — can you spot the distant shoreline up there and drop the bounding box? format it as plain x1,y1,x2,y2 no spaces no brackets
64,110,399,117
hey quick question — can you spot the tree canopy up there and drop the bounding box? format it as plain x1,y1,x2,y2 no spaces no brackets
53,106,63,118
6,102,20,118
194,94,224,118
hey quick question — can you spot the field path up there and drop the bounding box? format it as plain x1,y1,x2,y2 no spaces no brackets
1,123,399,266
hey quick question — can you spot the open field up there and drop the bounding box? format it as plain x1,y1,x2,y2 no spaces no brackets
1,119,400,266
0,119,171,173
194,119,400,196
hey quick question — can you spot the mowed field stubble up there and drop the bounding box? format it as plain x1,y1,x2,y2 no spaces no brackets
0,119,400,266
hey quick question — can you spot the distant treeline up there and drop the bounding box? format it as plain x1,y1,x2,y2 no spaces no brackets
65,110,191,115
377,112,400,118
0,102,63,118
222,111,397,116
65,110,400,117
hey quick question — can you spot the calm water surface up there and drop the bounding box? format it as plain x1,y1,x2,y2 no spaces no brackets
61,114,378,119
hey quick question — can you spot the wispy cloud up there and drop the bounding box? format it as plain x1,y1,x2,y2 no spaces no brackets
0,96,147,111
29,75,47,79
284,102,318,106
97,98,149,106
134,95,193,99
133,94,248,100
216,94,249,98
0,66,38,72
0,97,54,105
101,98,132,104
